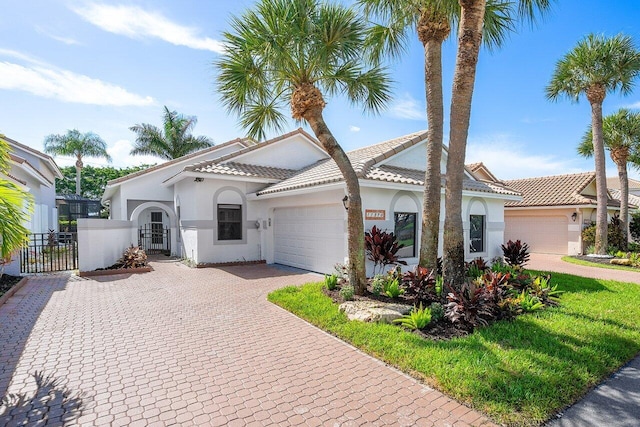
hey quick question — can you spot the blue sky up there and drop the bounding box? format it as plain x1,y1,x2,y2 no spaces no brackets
1,0,639,180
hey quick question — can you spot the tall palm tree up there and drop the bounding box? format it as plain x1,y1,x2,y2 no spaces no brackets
443,0,552,286
44,129,111,195
215,0,392,294
358,0,511,271
0,136,32,275
577,108,640,250
129,106,213,161
547,34,640,255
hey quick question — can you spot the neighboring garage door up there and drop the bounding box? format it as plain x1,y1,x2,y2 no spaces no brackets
504,216,568,254
274,204,345,274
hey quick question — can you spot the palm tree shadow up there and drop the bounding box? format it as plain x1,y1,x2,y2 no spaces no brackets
0,371,84,425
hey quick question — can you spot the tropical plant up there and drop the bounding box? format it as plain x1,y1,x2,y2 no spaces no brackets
56,164,153,200
324,274,338,290
43,129,111,195
578,108,640,250
429,301,445,322
444,281,494,329
517,290,544,312
501,239,530,268
120,245,147,269
547,33,640,254
631,212,640,242
384,278,404,298
582,217,626,253
365,225,407,275
465,257,489,278
359,0,514,272
371,274,385,295
0,137,33,276
393,303,432,330
130,106,213,161
340,284,355,301
442,0,553,287
402,265,437,303
215,0,392,295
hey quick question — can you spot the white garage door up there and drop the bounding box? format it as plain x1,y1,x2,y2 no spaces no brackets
274,204,345,274
504,216,568,254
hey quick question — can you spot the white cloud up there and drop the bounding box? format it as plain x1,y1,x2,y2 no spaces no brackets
349,125,360,132
389,93,424,121
72,3,225,53
466,134,586,180
623,101,640,109
0,50,155,106
35,26,82,45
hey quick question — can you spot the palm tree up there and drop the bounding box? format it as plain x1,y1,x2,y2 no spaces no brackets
44,129,111,195
577,108,640,250
358,0,512,272
215,0,392,294
443,0,553,286
547,34,640,255
0,136,32,275
129,106,213,161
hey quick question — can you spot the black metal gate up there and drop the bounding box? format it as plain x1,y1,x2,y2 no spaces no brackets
138,225,170,255
20,231,78,273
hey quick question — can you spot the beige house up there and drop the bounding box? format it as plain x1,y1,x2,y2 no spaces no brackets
502,172,624,255
607,177,640,197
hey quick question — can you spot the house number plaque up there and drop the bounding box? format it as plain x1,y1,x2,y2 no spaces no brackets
365,209,385,220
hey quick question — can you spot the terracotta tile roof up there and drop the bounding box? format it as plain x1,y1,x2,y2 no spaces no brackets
106,137,255,186
190,161,297,181
607,176,640,190
257,131,520,197
504,172,620,208
609,188,640,209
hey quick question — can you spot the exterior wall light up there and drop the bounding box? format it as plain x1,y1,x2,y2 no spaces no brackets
342,195,349,211
571,212,578,222
194,177,204,183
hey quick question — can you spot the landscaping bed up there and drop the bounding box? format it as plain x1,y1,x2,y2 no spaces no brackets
0,274,22,299
564,255,640,272
269,272,640,426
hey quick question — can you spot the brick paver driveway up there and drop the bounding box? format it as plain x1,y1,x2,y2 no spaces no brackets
0,260,493,426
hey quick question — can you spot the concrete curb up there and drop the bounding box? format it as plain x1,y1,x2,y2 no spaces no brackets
0,276,29,306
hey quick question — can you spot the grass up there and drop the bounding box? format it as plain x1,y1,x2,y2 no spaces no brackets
562,255,640,273
268,273,640,426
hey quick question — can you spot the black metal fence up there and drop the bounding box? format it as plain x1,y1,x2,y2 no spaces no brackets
138,225,170,255
20,231,78,273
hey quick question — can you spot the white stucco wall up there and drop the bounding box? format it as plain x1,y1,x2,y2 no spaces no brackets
78,219,136,272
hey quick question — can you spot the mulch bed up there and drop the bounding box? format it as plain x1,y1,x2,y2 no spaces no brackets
323,286,471,340
0,274,22,299
572,255,632,267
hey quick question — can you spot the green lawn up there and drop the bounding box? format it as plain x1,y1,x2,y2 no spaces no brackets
562,255,640,272
268,273,640,426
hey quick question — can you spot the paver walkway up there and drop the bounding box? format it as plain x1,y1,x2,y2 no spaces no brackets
0,260,494,426
528,253,640,427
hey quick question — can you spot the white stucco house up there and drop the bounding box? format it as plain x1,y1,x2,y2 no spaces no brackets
2,136,63,275
101,129,520,274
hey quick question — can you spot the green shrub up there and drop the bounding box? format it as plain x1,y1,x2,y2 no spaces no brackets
393,303,431,330
631,212,640,242
384,278,404,299
518,290,544,312
371,275,385,296
582,216,626,252
339,285,355,301
429,302,445,322
324,274,338,290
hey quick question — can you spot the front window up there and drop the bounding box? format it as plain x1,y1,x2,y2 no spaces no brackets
470,214,485,253
394,212,416,258
218,204,242,240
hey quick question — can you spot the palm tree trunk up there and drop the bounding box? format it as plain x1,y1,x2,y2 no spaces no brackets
419,38,445,271
443,0,485,287
616,158,629,250
75,167,81,195
590,100,609,254
305,111,367,295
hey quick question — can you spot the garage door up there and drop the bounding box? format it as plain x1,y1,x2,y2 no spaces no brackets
274,204,345,274
504,216,568,254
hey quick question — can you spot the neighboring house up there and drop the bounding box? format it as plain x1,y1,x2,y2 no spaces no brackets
501,172,624,255
102,129,520,274
607,176,640,197
2,136,63,275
